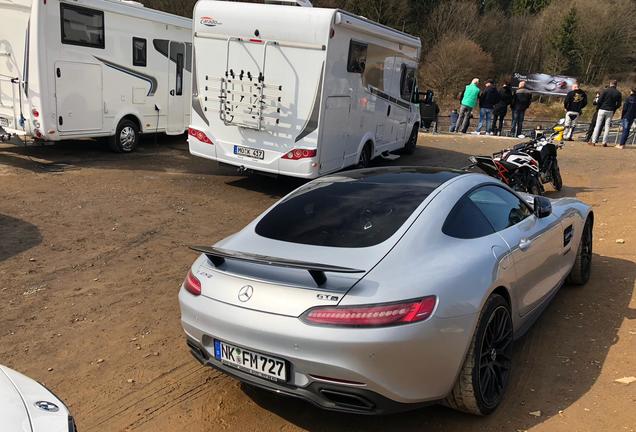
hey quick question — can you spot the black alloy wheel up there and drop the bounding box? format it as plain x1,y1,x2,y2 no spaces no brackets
477,305,513,410
568,217,593,285
357,144,371,169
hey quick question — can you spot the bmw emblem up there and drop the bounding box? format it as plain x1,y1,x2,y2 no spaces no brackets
238,285,254,302
35,400,59,412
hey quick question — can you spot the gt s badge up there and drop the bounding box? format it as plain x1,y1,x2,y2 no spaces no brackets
200,16,222,27
317,294,339,302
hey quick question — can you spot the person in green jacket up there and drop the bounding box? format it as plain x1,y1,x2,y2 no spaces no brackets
455,78,480,133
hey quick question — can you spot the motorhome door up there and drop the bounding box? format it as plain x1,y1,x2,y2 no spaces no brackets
167,41,186,134
55,62,103,132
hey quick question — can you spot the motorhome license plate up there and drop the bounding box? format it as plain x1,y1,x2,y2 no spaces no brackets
234,145,264,160
214,339,287,382
0,117,9,127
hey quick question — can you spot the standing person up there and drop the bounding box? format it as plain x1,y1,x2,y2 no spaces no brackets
510,81,532,137
563,83,588,141
449,109,459,132
585,92,601,142
616,88,636,149
456,78,480,134
591,80,622,146
475,79,500,134
493,81,513,136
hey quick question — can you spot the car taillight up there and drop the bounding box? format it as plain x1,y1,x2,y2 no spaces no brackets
183,270,201,296
188,127,213,145
302,296,437,327
282,148,317,160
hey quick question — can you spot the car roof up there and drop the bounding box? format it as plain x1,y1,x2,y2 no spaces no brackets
321,166,467,187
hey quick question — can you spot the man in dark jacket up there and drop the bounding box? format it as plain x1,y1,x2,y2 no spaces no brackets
510,81,532,137
563,83,587,140
493,82,513,136
475,80,500,134
617,88,636,149
591,80,623,146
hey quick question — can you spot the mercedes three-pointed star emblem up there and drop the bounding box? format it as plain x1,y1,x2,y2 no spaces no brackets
238,285,254,302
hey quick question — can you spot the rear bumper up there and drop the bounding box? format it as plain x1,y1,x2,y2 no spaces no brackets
179,288,477,411
186,337,433,414
189,136,320,179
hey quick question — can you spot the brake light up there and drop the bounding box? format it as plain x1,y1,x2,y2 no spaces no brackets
184,270,201,296
282,148,317,160
188,127,213,145
302,296,437,327
31,108,39,118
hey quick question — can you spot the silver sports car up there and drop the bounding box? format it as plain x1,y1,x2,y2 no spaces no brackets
179,167,593,415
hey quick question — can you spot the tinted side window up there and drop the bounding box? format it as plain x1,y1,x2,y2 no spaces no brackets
469,186,532,232
60,4,105,49
347,40,367,74
443,197,495,239
400,66,416,101
133,37,147,67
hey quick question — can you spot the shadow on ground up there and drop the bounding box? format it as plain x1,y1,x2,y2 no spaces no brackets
0,214,42,262
241,253,635,431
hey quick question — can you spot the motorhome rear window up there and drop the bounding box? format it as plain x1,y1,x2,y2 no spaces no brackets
60,4,105,49
255,174,436,248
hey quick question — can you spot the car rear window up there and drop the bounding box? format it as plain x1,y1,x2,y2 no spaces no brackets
255,176,436,248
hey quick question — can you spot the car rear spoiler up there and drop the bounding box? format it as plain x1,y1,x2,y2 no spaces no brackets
190,246,365,287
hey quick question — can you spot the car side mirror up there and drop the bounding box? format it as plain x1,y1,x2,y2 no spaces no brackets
534,196,552,219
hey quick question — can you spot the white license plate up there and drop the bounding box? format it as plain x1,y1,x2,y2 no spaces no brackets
0,117,9,127
233,145,264,160
214,339,287,382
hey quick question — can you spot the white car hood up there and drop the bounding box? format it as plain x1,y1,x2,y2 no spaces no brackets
0,367,32,432
0,365,70,432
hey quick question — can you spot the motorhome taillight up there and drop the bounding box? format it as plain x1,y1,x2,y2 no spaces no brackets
282,149,317,160
249,38,263,44
188,127,213,145
31,109,39,118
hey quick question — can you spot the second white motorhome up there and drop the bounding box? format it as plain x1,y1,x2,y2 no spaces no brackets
0,0,192,152
189,1,422,178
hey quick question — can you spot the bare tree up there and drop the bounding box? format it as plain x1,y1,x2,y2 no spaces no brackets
420,34,495,97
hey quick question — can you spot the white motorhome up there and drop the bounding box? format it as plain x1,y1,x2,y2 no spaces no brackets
0,0,192,152
189,0,421,178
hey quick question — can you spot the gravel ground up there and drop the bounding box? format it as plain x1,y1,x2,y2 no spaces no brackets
0,133,635,432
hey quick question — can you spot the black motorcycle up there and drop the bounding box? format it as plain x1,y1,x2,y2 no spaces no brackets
468,148,544,195
467,121,566,195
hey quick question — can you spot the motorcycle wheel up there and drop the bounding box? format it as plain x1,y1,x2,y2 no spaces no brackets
551,162,563,191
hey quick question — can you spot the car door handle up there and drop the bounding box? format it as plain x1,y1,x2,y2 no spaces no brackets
519,238,532,251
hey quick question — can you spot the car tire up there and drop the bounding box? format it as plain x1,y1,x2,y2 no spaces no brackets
402,125,418,155
357,143,372,169
566,216,593,285
109,119,139,153
445,294,513,416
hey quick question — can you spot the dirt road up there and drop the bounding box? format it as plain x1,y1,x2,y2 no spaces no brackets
1,134,634,432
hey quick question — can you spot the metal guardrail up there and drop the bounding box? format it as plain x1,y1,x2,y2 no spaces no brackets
422,115,636,145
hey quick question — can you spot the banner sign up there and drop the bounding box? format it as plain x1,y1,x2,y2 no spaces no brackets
511,73,577,96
